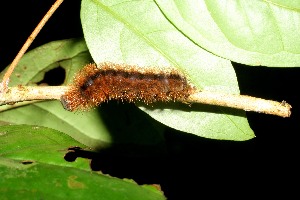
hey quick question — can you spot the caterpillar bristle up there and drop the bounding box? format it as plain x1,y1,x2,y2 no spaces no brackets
61,62,196,111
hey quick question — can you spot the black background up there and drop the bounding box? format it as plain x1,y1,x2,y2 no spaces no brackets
0,1,299,199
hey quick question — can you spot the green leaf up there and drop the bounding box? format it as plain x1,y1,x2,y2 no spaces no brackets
0,124,89,170
80,0,254,140
0,38,91,86
0,125,166,200
0,159,165,200
0,39,166,148
156,0,300,67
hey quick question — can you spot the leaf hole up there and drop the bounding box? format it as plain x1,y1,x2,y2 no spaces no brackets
37,66,65,86
64,152,77,162
64,146,84,162
21,160,34,165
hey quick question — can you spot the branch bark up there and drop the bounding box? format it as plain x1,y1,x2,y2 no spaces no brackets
186,91,291,117
0,85,291,118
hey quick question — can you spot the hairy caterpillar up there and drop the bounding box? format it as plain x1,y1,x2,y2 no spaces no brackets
60,62,196,111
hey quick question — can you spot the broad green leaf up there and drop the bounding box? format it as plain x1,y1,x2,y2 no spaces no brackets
0,39,165,148
156,0,300,67
0,158,165,200
0,125,166,200
81,0,254,140
0,125,89,170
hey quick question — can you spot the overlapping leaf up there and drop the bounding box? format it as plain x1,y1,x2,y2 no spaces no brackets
0,39,165,147
80,0,254,140
157,0,300,67
0,125,165,200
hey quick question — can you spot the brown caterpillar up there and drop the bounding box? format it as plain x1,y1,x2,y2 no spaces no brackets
60,62,196,111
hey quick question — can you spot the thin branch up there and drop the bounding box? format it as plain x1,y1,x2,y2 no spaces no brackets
186,91,291,118
0,86,68,105
0,0,64,93
0,86,292,118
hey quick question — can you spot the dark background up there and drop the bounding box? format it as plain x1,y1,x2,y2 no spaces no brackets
0,1,299,199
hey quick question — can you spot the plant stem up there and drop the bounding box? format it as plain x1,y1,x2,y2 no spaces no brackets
186,91,291,118
0,86,291,118
0,86,67,105
0,0,64,93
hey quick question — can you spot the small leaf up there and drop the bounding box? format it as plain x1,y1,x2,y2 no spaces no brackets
0,38,91,85
80,0,254,140
0,39,165,148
